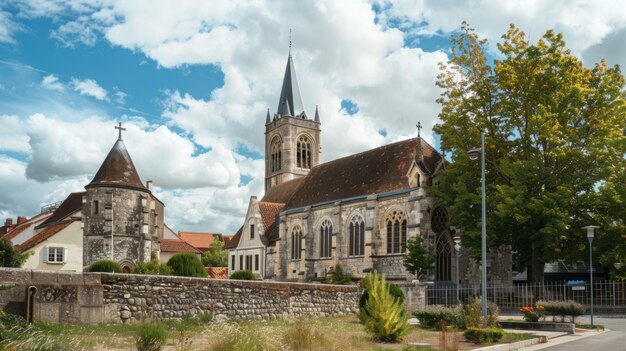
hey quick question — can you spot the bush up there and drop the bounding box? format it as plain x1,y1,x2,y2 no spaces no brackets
0,238,30,267
536,300,586,323
229,270,256,280
463,327,504,344
167,253,206,278
211,324,281,351
136,323,167,351
360,283,405,318
0,311,28,329
283,320,323,351
462,297,499,328
132,260,173,276
359,271,409,342
88,259,122,273
520,305,545,322
326,264,352,284
412,306,463,329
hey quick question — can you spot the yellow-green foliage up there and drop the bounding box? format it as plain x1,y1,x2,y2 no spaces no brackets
359,270,409,342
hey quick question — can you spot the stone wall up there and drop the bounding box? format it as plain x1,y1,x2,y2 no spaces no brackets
0,268,360,324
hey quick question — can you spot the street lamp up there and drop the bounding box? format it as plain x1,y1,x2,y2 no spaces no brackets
454,235,462,304
467,131,487,319
582,225,599,327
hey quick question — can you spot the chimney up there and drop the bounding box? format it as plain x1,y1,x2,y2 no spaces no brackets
146,180,153,192
17,216,27,225
4,218,14,233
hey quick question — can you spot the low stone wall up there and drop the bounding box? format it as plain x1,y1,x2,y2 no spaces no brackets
0,268,360,324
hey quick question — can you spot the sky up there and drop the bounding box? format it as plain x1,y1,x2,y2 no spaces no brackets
1,0,625,234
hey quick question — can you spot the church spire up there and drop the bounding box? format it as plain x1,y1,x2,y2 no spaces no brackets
265,108,271,124
314,105,320,123
276,45,305,118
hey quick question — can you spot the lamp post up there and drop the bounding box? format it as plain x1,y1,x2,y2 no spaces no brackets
582,225,599,327
468,131,487,319
454,235,462,304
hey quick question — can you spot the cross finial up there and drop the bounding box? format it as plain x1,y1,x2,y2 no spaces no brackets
115,122,126,140
289,28,292,54
416,121,422,138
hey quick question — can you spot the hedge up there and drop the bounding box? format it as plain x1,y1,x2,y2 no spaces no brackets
536,300,585,322
463,327,504,344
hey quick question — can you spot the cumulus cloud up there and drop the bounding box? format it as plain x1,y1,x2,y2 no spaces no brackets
0,115,30,153
41,74,65,91
70,77,108,100
0,10,22,44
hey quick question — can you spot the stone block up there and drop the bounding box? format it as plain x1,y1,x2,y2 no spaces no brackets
35,303,60,323
58,272,84,285
0,268,32,284
32,271,58,285
80,305,103,324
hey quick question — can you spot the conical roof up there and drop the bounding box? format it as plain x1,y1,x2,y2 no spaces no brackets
276,54,305,117
86,139,147,191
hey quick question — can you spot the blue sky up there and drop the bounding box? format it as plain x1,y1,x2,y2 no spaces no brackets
0,1,624,233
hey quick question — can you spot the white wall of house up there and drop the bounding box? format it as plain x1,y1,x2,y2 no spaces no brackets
21,221,83,272
228,197,267,277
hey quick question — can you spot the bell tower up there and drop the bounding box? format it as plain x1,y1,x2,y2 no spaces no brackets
265,50,321,191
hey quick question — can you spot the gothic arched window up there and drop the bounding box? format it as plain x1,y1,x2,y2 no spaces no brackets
349,215,365,256
385,210,407,254
270,137,282,173
291,226,302,260
296,135,312,169
432,207,452,281
319,219,332,258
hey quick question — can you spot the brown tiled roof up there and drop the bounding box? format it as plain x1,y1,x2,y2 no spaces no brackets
223,226,243,249
259,202,285,242
261,177,306,204
86,139,147,191
17,219,77,252
4,212,52,241
160,239,202,254
178,232,222,250
285,137,442,209
36,192,84,229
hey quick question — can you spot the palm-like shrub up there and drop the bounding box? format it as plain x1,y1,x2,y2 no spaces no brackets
229,270,256,280
88,259,122,273
166,253,206,278
359,270,409,342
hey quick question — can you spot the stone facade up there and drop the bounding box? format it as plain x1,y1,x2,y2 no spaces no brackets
0,268,360,324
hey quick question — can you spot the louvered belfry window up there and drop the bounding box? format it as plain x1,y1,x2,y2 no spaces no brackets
296,135,312,169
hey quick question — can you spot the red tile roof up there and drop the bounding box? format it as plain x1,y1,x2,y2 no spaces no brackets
261,176,307,204
259,202,285,242
178,232,222,250
17,219,77,252
160,239,202,254
36,192,84,229
4,212,52,241
223,226,243,249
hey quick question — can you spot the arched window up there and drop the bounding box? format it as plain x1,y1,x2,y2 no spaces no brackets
432,207,452,281
270,137,282,173
296,135,312,169
319,219,332,258
291,226,302,260
349,215,365,256
385,210,407,254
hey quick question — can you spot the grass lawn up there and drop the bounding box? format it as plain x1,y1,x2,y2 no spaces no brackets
0,314,539,351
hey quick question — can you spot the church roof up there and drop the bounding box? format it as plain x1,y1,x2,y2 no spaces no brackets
261,177,307,204
86,139,147,192
276,53,305,117
281,137,442,210
259,201,286,242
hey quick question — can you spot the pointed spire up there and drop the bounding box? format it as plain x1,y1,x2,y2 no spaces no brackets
276,47,305,117
284,100,292,116
314,105,320,123
265,108,271,124
86,138,147,191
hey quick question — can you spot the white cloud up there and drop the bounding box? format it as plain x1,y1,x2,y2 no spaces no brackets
70,77,108,100
0,115,30,153
0,10,21,44
41,74,65,92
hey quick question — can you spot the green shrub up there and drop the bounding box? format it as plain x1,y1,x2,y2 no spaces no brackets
0,312,28,329
463,327,504,344
412,306,463,329
88,259,122,273
462,297,500,328
359,271,409,342
132,260,173,275
135,323,167,351
360,283,405,319
326,264,352,284
536,300,585,323
167,253,206,278
229,270,256,280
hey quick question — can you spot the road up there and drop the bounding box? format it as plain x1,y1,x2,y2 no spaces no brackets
536,316,626,351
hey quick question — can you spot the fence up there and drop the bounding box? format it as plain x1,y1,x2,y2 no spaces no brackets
426,280,626,313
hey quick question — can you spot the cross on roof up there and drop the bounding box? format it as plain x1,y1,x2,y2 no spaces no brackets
289,28,292,53
416,121,422,138
115,122,126,140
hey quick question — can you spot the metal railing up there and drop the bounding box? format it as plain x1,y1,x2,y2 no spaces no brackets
425,280,626,313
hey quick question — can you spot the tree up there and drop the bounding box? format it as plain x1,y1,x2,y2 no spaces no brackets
0,238,30,267
167,253,206,278
201,240,228,267
359,270,409,342
403,236,435,280
431,22,626,282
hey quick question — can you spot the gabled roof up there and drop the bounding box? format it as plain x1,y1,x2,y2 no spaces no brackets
276,53,305,117
224,226,243,249
160,239,202,254
4,212,52,241
36,192,84,229
259,202,286,242
86,139,147,192
284,137,442,209
17,219,77,252
178,232,222,250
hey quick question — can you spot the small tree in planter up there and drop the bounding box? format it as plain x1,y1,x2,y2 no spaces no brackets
359,270,409,342
403,236,435,280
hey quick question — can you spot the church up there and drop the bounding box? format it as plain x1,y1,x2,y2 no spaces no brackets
224,51,513,285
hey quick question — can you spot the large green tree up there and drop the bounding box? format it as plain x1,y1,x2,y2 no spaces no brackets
431,22,625,282
201,240,228,267
0,238,31,267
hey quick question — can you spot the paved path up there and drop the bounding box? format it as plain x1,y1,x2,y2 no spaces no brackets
520,316,626,351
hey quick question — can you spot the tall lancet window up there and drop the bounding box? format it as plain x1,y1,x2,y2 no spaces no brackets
386,210,407,254
270,137,282,172
291,226,303,260
296,135,312,169
349,215,365,256
319,219,332,258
